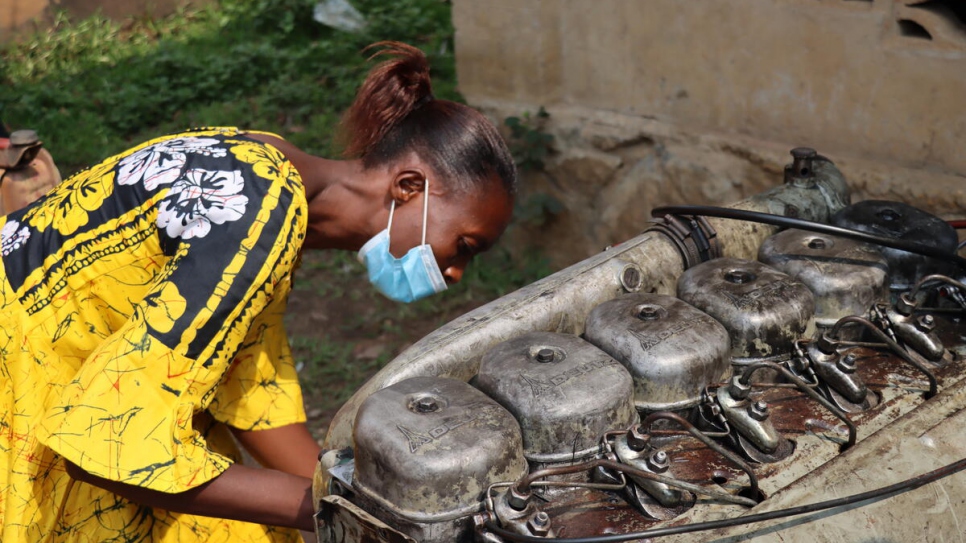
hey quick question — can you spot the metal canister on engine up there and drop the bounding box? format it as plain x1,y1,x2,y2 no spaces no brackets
475,331,638,465
677,258,815,369
350,376,527,542
583,293,731,413
759,229,889,334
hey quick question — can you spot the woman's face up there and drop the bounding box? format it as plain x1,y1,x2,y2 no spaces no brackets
388,175,514,285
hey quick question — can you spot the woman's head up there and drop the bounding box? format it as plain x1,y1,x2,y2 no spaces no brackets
340,42,517,285
340,42,517,197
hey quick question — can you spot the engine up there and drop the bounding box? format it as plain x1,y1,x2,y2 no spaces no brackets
313,149,966,542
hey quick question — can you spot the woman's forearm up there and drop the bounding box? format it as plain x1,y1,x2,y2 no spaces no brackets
65,461,315,531
231,422,323,479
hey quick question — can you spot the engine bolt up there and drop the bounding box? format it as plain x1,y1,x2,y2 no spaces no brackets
507,485,531,511
527,511,551,536
895,293,917,316
807,238,827,250
646,450,670,473
729,375,752,400
637,305,661,321
626,425,650,452
535,349,556,363
748,400,769,421
790,147,816,174
837,353,858,374
917,314,936,332
724,270,755,285
414,396,439,413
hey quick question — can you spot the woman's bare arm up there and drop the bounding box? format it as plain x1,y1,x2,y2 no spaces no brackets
231,422,322,479
65,461,315,531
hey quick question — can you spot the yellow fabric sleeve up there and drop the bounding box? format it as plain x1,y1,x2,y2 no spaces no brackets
208,269,307,431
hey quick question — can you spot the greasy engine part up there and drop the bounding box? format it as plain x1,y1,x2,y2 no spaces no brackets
830,200,959,291
0,129,62,216
645,214,721,269
474,332,638,465
583,293,731,413
609,428,698,519
676,258,815,368
315,150,966,541
757,229,889,336
329,376,528,543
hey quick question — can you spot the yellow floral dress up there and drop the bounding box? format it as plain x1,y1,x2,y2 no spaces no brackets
0,128,308,542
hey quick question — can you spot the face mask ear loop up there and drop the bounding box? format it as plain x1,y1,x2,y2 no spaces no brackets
387,198,396,240
420,177,430,246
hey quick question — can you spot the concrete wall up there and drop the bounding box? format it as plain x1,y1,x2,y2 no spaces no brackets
453,0,966,266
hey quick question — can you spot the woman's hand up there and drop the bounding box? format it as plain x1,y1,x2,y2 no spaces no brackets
65,461,316,531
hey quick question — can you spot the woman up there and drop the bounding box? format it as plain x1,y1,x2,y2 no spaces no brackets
0,42,516,542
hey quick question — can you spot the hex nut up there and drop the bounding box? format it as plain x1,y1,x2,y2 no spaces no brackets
626,425,650,452
527,511,551,536
507,486,531,511
836,353,858,374
748,400,769,421
645,450,670,473
917,314,936,332
729,375,752,400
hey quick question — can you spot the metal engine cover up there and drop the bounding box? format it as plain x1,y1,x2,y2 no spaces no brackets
758,229,889,330
677,258,815,365
583,293,731,413
475,332,638,463
830,200,958,291
351,376,527,537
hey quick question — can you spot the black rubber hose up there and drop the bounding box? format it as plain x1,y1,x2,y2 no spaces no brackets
650,205,966,269
485,457,966,542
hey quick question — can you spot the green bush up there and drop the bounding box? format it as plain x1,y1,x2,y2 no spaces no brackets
0,0,457,173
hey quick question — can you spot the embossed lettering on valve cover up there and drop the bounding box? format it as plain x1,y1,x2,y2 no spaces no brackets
521,357,619,397
722,280,797,310
396,401,498,453
631,315,718,351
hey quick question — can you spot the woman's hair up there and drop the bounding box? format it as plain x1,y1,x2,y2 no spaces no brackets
339,42,517,196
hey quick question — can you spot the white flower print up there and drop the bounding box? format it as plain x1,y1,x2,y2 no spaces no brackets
1,220,31,256
118,137,226,190
156,168,249,240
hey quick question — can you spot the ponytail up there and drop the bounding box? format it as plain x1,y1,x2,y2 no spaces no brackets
340,41,433,160
338,42,517,196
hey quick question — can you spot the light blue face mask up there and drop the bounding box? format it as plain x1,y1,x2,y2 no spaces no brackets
357,178,448,303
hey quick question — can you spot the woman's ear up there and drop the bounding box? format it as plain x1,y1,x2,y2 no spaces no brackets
389,169,427,204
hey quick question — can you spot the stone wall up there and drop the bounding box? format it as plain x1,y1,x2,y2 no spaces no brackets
452,0,966,267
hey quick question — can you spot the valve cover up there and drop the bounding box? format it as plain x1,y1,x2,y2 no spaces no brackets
758,229,889,330
352,377,527,524
584,293,731,412
475,332,638,463
677,258,815,365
